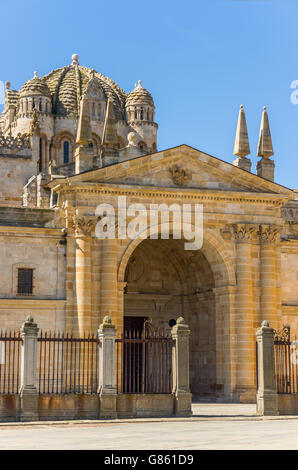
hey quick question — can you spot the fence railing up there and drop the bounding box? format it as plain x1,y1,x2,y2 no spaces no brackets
0,331,22,394
274,327,298,395
37,331,99,394
0,316,190,406
116,324,174,394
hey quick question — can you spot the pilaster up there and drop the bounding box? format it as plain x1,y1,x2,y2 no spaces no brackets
231,223,258,402
258,224,281,330
73,215,94,336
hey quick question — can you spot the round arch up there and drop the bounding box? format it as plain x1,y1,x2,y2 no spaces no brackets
118,223,235,288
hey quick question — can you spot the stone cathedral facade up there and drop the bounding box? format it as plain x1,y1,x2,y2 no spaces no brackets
0,54,297,402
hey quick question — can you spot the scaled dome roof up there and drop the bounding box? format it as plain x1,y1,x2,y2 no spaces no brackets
126,81,154,108
20,56,128,119
20,72,51,98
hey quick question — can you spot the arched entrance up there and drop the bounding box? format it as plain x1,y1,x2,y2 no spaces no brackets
122,237,224,399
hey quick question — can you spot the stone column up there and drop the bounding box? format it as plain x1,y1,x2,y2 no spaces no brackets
256,320,278,415
258,225,281,330
73,216,94,336
98,316,117,419
30,109,40,171
232,223,257,402
100,238,119,328
171,317,192,417
19,316,39,422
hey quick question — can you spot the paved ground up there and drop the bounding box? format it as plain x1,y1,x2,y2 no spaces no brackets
0,404,298,450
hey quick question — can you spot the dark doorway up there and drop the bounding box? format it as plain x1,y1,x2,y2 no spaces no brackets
123,316,147,393
124,316,147,335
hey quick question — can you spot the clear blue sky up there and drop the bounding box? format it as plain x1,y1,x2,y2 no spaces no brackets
1,0,297,188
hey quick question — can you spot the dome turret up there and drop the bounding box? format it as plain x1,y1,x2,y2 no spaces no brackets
126,81,155,122
20,72,51,98
19,72,52,114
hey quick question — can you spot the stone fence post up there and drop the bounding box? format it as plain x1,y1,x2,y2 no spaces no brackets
256,320,278,415
19,316,39,421
98,315,117,419
171,317,192,417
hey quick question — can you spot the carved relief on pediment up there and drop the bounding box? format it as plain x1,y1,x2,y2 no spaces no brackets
170,165,191,186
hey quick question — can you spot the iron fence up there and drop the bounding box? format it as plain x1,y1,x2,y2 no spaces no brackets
37,331,99,394
116,323,174,394
0,331,22,394
0,324,176,396
274,327,298,395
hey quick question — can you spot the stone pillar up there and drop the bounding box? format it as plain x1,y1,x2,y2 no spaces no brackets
171,317,192,417
256,320,278,415
100,238,119,329
232,223,258,402
98,316,117,419
73,216,94,336
19,316,39,422
258,225,281,330
256,157,275,182
233,156,251,172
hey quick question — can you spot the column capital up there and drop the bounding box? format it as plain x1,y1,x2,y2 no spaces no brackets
98,315,116,333
231,223,259,242
171,316,190,337
117,281,127,293
72,215,95,237
258,224,282,244
20,315,39,337
256,320,275,338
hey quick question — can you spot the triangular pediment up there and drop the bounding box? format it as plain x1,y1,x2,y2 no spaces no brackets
52,145,293,196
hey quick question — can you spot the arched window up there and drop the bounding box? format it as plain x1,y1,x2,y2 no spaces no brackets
140,107,144,120
63,141,69,164
138,141,146,150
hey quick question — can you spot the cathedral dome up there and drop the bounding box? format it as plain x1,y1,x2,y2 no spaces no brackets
20,72,51,98
37,55,127,119
126,81,154,108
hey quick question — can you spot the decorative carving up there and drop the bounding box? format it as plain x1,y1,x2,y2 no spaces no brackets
231,223,258,242
220,226,233,241
0,131,30,150
258,224,282,243
72,215,94,236
274,326,290,343
170,165,191,186
30,109,40,135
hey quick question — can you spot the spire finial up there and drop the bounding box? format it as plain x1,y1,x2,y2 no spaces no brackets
257,106,274,158
76,94,92,145
72,54,79,66
233,104,250,157
34,71,38,79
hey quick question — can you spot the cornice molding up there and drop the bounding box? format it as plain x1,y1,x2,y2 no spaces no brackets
52,184,290,207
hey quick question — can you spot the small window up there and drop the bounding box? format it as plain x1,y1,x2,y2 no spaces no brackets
63,141,69,164
17,269,33,295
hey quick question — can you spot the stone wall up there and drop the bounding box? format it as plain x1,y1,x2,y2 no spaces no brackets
0,156,37,206
277,394,298,415
0,226,66,331
0,394,177,422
